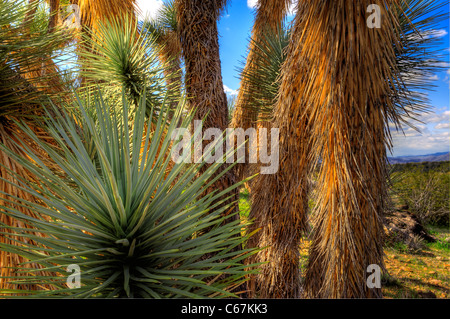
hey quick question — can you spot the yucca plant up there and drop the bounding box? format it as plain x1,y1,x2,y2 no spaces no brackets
0,88,256,298
78,15,172,120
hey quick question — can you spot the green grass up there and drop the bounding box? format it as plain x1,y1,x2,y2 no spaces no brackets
426,225,450,252
428,241,450,252
239,188,251,217
427,225,450,236
390,241,410,253
384,225,449,299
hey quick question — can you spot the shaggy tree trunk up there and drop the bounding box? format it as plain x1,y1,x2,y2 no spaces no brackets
245,0,310,298
47,0,60,34
303,0,402,298
231,0,291,184
176,0,239,216
0,122,56,293
158,31,183,118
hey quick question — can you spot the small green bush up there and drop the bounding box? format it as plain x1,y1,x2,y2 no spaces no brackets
391,165,449,227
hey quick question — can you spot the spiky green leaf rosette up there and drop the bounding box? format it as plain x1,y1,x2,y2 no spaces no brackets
0,90,256,298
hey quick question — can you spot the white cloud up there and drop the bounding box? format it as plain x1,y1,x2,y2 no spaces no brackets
390,107,450,156
391,129,450,156
435,122,450,130
223,84,238,97
136,0,164,21
287,1,297,16
419,109,450,124
431,61,450,68
247,0,258,9
407,29,448,44
409,29,449,41
425,29,448,39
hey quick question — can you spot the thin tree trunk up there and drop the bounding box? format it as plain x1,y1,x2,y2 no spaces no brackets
162,55,182,120
245,1,311,298
158,31,182,119
22,0,39,28
0,123,56,293
47,0,60,34
176,0,238,216
231,0,291,185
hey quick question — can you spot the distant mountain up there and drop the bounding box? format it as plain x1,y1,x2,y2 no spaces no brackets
388,152,450,164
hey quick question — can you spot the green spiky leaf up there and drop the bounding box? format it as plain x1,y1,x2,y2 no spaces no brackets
0,89,257,298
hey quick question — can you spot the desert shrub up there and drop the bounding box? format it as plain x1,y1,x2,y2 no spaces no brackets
391,167,449,227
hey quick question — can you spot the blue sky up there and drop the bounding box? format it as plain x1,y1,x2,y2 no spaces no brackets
139,0,449,157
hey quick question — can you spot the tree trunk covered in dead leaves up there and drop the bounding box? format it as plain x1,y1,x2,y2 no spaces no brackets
176,0,239,219
302,0,403,298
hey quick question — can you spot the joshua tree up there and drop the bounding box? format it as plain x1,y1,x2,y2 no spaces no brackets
231,18,294,298
0,88,255,298
244,1,310,298
231,0,292,184
299,0,411,298
175,0,239,218
305,0,448,298
245,0,446,299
